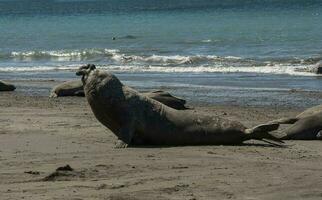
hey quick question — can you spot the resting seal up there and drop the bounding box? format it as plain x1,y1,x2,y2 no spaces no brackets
49,80,85,98
312,61,322,74
144,90,188,110
270,104,322,140
76,64,281,147
49,79,187,109
0,80,16,91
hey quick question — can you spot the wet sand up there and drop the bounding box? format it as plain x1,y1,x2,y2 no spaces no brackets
1,90,322,200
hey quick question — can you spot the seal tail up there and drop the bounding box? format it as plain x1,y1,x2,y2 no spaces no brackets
245,123,284,145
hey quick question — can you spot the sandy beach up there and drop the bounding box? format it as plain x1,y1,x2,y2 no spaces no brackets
1,86,322,200
1,0,322,199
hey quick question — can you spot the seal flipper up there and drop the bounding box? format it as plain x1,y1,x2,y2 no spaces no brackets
245,123,284,144
115,121,135,148
49,92,58,98
316,130,322,140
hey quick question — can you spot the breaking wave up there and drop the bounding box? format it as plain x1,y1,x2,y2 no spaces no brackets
0,63,318,76
0,48,321,76
1,49,244,65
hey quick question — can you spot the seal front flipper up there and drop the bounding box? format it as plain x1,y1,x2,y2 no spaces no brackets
115,122,134,148
316,130,322,140
115,140,129,148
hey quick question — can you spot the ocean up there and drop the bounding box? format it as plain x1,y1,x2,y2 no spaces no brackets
1,0,322,106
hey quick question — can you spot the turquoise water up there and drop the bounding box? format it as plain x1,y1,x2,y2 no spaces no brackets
1,0,322,106
1,0,322,72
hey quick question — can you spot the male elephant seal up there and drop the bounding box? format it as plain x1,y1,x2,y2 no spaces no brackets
270,104,322,140
49,80,85,98
76,64,281,147
0,80,16,91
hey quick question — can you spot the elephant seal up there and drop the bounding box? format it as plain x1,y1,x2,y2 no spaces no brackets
49,80,84,98
76,64,281,147
312,61,322,74
0,80,16,91
49,80,187,109
270,104,322,140
144,90,188,110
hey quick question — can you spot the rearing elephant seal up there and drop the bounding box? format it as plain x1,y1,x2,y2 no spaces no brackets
270,104,322,140
76,64,281,147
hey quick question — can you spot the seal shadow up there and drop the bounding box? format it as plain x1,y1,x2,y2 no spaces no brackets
127,142,288,149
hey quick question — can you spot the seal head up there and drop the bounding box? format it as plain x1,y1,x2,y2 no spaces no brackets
76,64,96,85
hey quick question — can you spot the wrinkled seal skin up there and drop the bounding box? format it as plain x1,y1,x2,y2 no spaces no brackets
0,80,16,91
49,80,85,98
270,104,322,140
77,64,280,147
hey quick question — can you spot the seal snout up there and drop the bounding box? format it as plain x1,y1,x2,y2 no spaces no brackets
75,70,83,76
76,64,96,76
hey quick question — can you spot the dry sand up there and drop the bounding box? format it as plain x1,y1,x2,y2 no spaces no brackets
1,92,322,200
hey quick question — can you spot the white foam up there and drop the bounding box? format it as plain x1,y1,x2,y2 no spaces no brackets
10,49,119,59
110,53,242,64
99,64,317,76
0,63,318,76
201,39,212,43
0,65,79,72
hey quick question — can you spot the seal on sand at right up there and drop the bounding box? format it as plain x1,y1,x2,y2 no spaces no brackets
270,104,322,140
76,64,281,148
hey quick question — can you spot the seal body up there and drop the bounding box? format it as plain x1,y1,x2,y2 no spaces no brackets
282,112,322,140
49,80,187,109
273,105,322,140
144,90,188,110
77,65,280,147
50,80,84,98
0,80,16,91
312,61,322,74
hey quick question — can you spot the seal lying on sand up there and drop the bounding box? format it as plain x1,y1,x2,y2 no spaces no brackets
49,80,188,109
270,104,322,140
49,80,85,98
144,90,188,110
0,80,16,91
76,64,281,147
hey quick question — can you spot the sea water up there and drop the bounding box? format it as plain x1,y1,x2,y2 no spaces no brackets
1,0,322,106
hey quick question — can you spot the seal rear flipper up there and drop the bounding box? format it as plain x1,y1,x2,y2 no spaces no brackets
247,123,280,133
245,123,284,144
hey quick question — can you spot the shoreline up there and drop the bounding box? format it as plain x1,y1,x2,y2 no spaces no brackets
2,75,322,108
